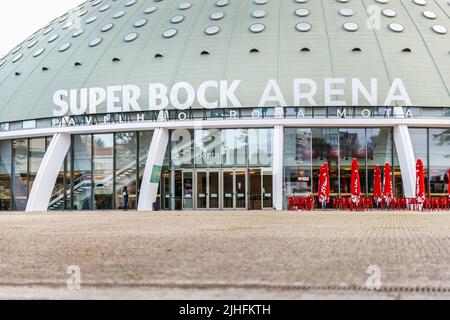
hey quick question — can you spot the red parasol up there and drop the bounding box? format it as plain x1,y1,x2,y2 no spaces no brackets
415,159,426,204
350,159,361,204
373,165,382,204
318,163,330,204
383,162,393,204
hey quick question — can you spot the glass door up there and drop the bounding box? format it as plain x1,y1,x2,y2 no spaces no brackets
196,171,207,209
262,169,273,209
182,171,193,209
222,170,234,209
208,171,220,209
235,170,247,209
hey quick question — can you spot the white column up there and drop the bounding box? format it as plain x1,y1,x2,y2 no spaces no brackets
272,125,284,210
137,128,169,211
26,133,71,212
393,124,416,198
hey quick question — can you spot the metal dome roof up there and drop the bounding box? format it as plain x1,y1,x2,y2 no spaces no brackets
0,0,449,122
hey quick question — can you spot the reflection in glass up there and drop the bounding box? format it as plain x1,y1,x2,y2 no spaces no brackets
28,138,46,191
72,135,92,210
93,134,114,210
367,128,393,196
0,140,12,210
195,129,221,168
429,128,450,196
115,132,137,209
312,128,339,196
12,139,28,210
339,129,366,196
222,129,247,167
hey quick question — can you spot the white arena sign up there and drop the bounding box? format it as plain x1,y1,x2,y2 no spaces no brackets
53,78,412,116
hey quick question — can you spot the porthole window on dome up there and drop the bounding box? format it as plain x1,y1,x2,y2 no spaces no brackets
48,34,59,43
33,48,45,57
0,59,6,67
59,42,72,52
125,0,137,7
134,19,148,28
170,15,185,24
113,11,126,19
205,25,220,35
216,0,229,7
252,10,267,18
343,22,359,32
210,12,225,20
11,46,21,55
86,16,97,24
12,53,23,63
254,0,269,4
101,23,114,32
339,8,354,17
163,28,178,38
413,0,427,5
295,8,310,17
382,9,396,18
144,6,157,14
89,37,102,47
295,22,311,32
249,23,265,33
432,25,447,34
389,23,404,33
78,9,88,17
43,27,53,35
422,11,437,19
27,40,38,48
99,5,110,12
124,32,139,42
178,3,192,10
72,29,84,37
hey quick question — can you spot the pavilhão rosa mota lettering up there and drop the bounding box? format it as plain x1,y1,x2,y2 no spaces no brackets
52,78,412,116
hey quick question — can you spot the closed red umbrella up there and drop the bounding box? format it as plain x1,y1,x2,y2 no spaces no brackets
373,165,382,205
383,162,393,204
318,163,330,209
415,159,426,204
350,159,361,204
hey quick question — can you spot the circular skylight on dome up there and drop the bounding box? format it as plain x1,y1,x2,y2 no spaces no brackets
99,5,110,12
210,12,225,20
178,3,192,10
432,25,447,34
43,27,53,35
0,59,7,67
27,40,39,48
339,8,354,17
101,23,114,32
59,42,72,52
89,37,102,47
144,6,157,14
48,34,59,43
422,11,437,19
163,28,178,38
113,11,126,19
33,48,45,57
126,0,137,7
86,16,97,24
78,9,88,17
171,15,185,23
216,0,229,6
12,53,23,63
124,32,139,42
254,0,269,4
295,8,310,17
252,10,267,18
134,19,148,28
389,23,404,32
295,22,311,32
413,0,427,5
205,25,220,35
382,9,397,18
249,23,265,33
72,29,84,37
11,46,21,55
343,22,359,32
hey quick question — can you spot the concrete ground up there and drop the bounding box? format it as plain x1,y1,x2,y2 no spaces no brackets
0,211,449,300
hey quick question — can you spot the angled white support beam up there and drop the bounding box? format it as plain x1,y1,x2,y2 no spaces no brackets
26,133,71,212
393,124,416,198
272,125,284,211
137,128,169,211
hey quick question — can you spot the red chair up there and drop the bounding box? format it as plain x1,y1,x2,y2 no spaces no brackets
333,198,341,210
365,197,373,211
397,198,407,210
439,198,447,210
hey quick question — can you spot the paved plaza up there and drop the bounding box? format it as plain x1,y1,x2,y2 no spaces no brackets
0,211,449,299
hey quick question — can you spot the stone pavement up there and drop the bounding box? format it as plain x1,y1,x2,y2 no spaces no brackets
0,211,449,299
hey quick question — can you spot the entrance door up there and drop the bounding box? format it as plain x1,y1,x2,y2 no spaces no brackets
195,171,220,210
182,171,194,209
262,169,273,209
222,170,247,210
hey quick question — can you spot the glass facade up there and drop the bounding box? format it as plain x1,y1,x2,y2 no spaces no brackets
409,128,450,197
284,128,396,208
0,126,448,211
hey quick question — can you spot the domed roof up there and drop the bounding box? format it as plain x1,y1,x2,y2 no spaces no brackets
0,0,449,122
